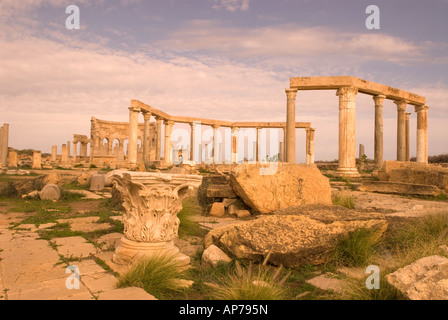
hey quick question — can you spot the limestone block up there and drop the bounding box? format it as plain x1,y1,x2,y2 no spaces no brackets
207,204,387,267
358,181,441,197
229,163,332,214
209,202,225,217
77,172,91,186
206,184,237,198
386,255,448,300
39,184,61,201
90,174,105,191
8,151,18,167
235,209,251,219
202,244,232,267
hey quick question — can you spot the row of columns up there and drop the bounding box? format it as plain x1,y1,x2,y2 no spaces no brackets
128,106,316,168
286,87,429,177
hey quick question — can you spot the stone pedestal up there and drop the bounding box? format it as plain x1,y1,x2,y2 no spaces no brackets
32,151,42,169
8,151,18,168
111,171,203,267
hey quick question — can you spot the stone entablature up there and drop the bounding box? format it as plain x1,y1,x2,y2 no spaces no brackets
127,100,315,168
286,76,428,178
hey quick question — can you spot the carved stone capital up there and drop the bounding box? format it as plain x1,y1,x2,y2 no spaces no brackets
373,95,386,107
415,105,429,113
394,100,407,112
336,87,358,101
285,89,297,101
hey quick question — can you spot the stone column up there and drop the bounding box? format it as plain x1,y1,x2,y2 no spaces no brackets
394,100,407,162
73,142,77,163
231,126,239,164
415,105,429,164
32,151,42,169
51,145,57,162
373,95,386,170
1,124,9,168
155,117,163,161
66,141,71,162
336,87,360,177
212,125,220,164
61,144,68,163
164,120,174,166
8,150,18,168
279,142,284,162
285,89,297,163
256,127,261,162
81,143,88,161
142,111,152,167
405,112,411,162
128,106,140,168
0,127,3,165
306,128,315,165
189,122,195,162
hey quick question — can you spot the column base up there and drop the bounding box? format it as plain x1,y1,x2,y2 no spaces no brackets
335,167,361,178
112,237,190,269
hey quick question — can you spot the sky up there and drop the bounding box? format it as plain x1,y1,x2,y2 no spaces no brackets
0,0,447,162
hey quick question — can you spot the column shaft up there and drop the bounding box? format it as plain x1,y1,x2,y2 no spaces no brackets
155,117,163,161
395,100,407,161
164,120,174,165
142,112,151,166
373,95,386,170
231,127,239,163
415,105,429,164
256,128,261,162
285,89,297,163
212,125,219,164
128,107,140,167
336,87,360,177
405,113,411,162
1,124,9,167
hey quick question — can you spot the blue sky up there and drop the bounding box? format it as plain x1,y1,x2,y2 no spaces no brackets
0,0,447,161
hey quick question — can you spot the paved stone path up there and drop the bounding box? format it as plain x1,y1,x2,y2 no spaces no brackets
0,217,155,300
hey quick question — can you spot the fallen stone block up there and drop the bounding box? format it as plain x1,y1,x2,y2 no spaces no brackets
229,163,332,214
206,184,237,198
202,244,232,267
209,202,225,217
207,204,387,267
386,255,448,300
90,174,105,191
358,181,442,196
39,184,61,201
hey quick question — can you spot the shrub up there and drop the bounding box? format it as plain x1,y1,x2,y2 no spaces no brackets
327,228,379,268
116,254,185,299
210,256,290,300
332,192,355,209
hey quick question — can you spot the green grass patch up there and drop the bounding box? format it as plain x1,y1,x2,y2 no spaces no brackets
332,192,355,209
209,260,290,300
178,197,204,238
326,228,380,269
116,254,187,299
38,222,85,240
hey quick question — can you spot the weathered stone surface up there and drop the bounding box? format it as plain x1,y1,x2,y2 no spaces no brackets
97,287,157,300
235,209,251,219
13,171,61,195
209,202,225,217
229,163,332,214
358,181,442,196
54,236,97,259
77,172,91,186
379,161,448,192
39,184,61,200
206,184,237,198
90,174,105,191
227,199,247,216
202,244,232,267
206,205,387,267
386,255,448,300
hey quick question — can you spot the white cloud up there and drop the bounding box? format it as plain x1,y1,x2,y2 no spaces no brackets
213,0,250,12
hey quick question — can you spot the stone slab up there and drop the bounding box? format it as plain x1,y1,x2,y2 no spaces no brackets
358,181,442,197
54,236,97,259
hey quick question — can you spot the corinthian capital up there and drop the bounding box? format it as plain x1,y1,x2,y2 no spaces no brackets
285,89,298,101
336,87,358,101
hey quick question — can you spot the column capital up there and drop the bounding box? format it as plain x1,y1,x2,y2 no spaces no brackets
128,106,141,113
336,87,358,100
212,124,220,130
405,112,411,120
285,88,298,100
373,95,386,106
415,105,429,113
393,100,407,111
164,120,175,127
142,111,152,121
